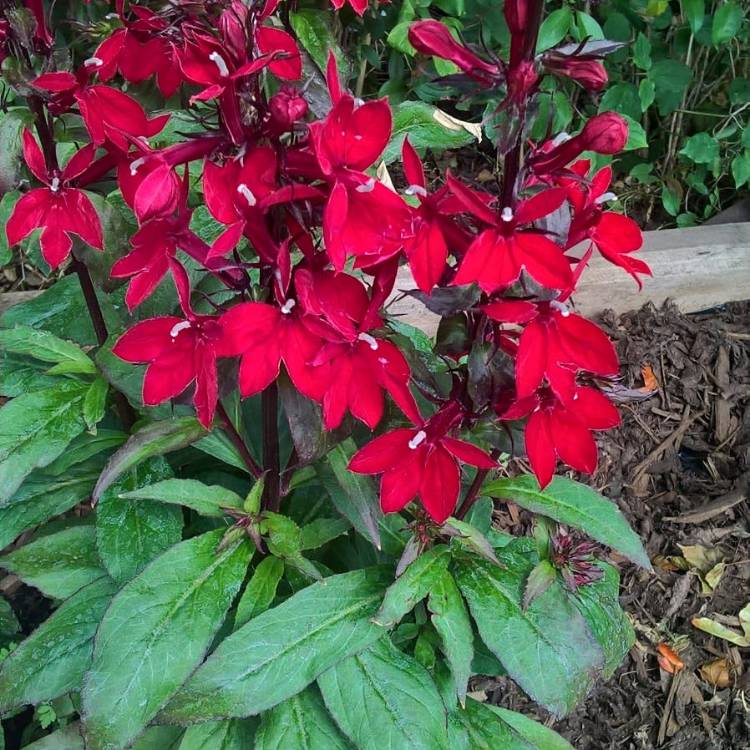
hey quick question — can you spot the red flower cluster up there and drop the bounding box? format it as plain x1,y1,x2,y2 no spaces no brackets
4,0,650,524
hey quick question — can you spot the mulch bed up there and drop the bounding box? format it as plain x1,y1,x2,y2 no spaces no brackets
482,300,750,749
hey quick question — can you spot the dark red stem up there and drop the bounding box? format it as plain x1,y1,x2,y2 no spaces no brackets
455,449,501,520
217,402,263,479
261,383,281,512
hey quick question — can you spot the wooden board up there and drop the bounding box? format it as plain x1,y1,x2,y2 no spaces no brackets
386,222,750,337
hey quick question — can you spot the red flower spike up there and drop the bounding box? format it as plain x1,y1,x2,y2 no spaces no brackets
6,131,102,268
500,385,620,488
349,403,496,523
449,177,572,292
408,21,502,86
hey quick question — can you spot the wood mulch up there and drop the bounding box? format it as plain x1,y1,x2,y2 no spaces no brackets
481,300,750,749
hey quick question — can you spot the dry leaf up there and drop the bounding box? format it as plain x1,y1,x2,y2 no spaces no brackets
691,616,750,647
431,109,483,142
639,364,659,392
657,642,685,673
376,161,395,192
699,658,732,688
677,544,725,593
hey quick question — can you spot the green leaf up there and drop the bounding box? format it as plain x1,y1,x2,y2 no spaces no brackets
120,478,243,518
0,191,19,266
570,563,634,676
0,381,88,503
0,596,20,638
427,570,473,705
92,418,207,503
731,152,750,188
622,115,648,150
194,430,249,473
0,470,99,549
20,722,86,750
662,185,680,217
159,567,390,723
178,720,256,750
382,102,479,163
317,440,382,548
318,636,450,750
536,8,572,52
388,21,416,56
96,458,182,584
233,556,285,630
679,132,720,165
0,325,96,375
449,699,536,749
0,524,105,599
638,78,656,111
522,560,556,609
374,545,451,627
633,33,652,70
299,517,351,550
255,687,351,750
712,2,744,46
289,9,348,75
44,429,126,476
683,0,705,34
648,60,692,115
575,11,604,40
81,530,251,750
0,109,33,194
599,84,642,120
484,476,651,569
454,553,604,716
83,377,109,431
0,578,116,713
481,703,574,749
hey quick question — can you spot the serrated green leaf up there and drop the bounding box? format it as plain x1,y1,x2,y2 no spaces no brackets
449,699,536,749
81,530,251,750
44,430,127,476
120,478,243,517
159,568,390,723
575,11,604,40
0,524,105,599
374,545,451,627
0,381,89,502
233,556,285,630
570,563,634,676
522,559,556,609
178,719,256,750
0,578,116,713
0,322,95,376
299,517,351,550
483,703,575,749
484,476,650,569
454,552,604,716
255,687,351,750
93,418,207,503
20,722,86,750
289,9,349,75
96,458,182,584
428,570,473,705
0,470,99,549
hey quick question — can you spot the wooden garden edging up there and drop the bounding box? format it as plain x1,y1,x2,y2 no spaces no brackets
1,222,749,331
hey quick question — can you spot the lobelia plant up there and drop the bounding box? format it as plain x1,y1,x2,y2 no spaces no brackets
0,0,653,748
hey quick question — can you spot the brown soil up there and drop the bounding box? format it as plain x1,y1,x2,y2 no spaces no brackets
482,300,750,749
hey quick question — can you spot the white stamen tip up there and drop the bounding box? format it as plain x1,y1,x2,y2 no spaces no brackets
50,176,61,192
85,57,104,68
358,332,379,350
405,184,428,198
236,183,257,206
170,320,192,338
208,51,230,78
595,192,617,205
552,132,572,147
355,178,376,193
408,430,427,450
550,300,570,317
129,157,146,176
354,97,365,107
280,299,296,315
501,207,514,222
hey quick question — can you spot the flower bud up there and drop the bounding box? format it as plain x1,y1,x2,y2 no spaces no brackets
269,86,309,131
542,54,608,92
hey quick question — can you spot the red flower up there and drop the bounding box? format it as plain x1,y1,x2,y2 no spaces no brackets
112,263,223,428
449,177,572,292
542,52,608,92
500,385,620,488
563,162,651,287
483,299,619,402
76,85,169,152
6,130,102,268
330,0,385,17
295,270,421,430
408,20,501,86
348,402,497,523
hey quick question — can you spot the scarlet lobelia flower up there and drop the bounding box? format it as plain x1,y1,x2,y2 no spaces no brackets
483,299,619,402
448,177,573,292
294,269,422,430
6,130,103,268
561,161,651,287
500,384,620,488
348,400,497,523
112,263,224,428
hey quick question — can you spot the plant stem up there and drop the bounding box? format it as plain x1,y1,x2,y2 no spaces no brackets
70,258,137,431
261,383,281,512
217,402,263,479
455,449,501,520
